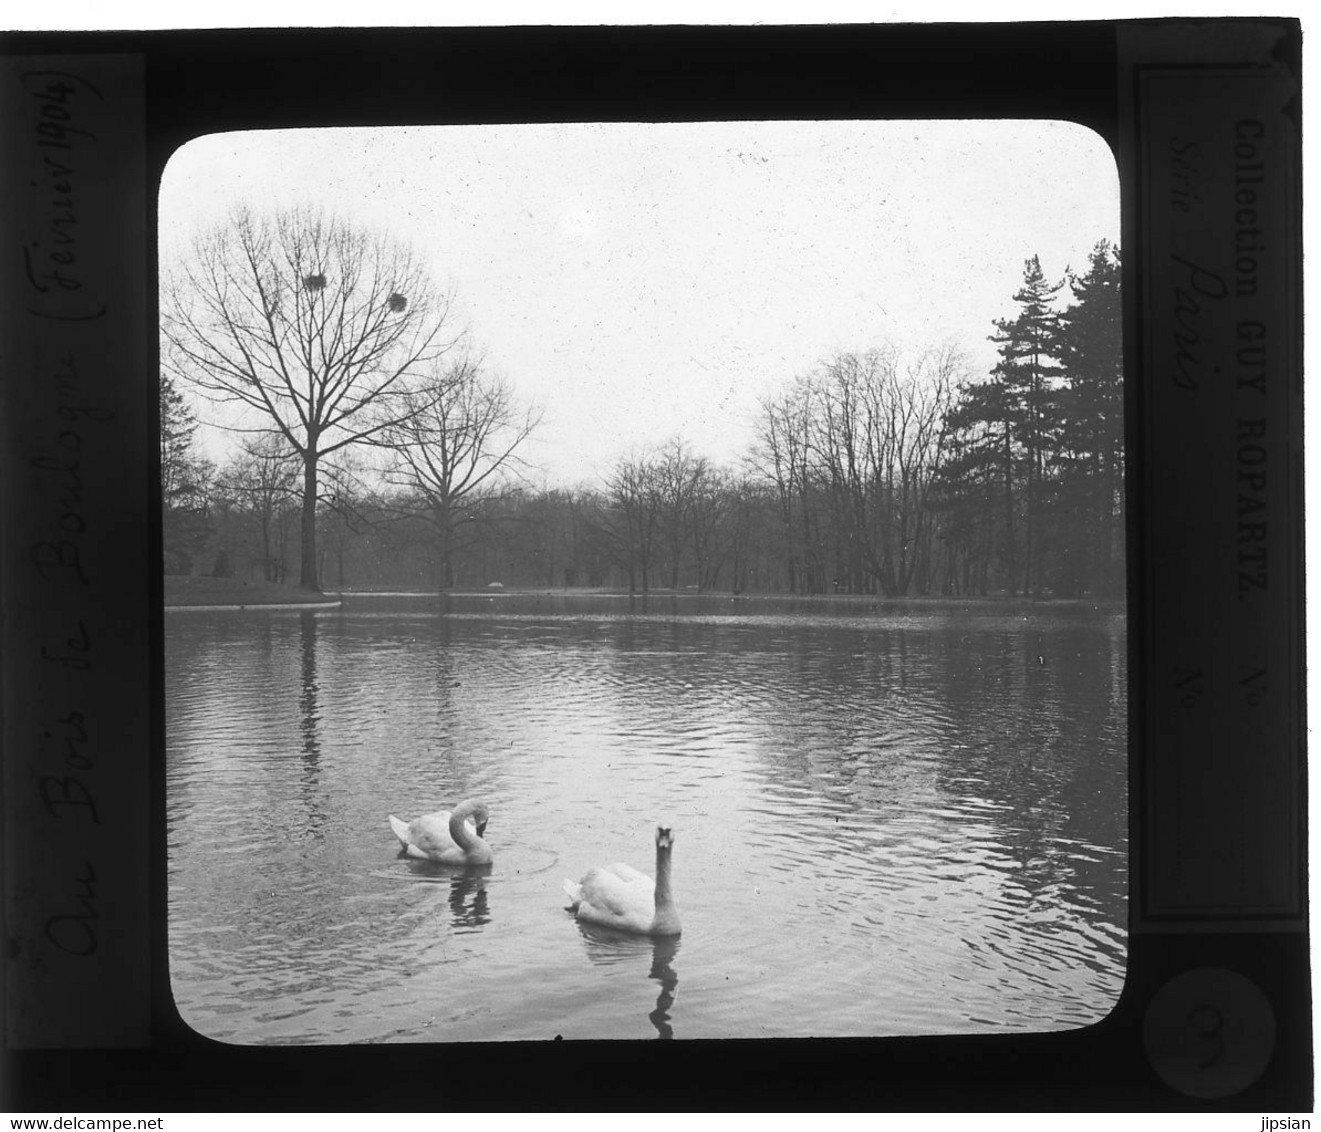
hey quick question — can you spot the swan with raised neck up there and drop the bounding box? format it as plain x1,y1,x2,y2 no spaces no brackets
388,798,492,865
564,826,681,937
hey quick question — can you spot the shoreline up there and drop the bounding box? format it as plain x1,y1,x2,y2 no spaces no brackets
163,576,344,609
165,601,344,612
164,575,1123,612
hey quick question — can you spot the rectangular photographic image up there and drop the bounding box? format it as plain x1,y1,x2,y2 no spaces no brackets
159,118,1126,1045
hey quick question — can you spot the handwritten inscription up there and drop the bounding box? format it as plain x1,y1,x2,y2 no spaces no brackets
29,351,108,588
49,709,93,770
1168,137,1202,214
5,50,151,1046
19,69,106,322
1170,254,1227,391
1166,135,1222,392
40,707,100,824
17,65,118,970
44,860,98,957
40,618,91,670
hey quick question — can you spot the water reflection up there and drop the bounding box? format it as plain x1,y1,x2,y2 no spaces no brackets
573,922,682,1039
295,612,327,841
398,860,494,931
648,936,680,1040
446,872,491,931
166,598,1126,1043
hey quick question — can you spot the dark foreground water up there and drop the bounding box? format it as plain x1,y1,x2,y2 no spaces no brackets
165,592,1127,1043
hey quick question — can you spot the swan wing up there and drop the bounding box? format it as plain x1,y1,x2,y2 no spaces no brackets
390,811,454,851
575,865,655,927
389,810,478,858
406,811,460,855
604,861,651,885
388,814,412,848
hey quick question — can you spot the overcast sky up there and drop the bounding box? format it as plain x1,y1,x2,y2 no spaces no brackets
160,118,1119,488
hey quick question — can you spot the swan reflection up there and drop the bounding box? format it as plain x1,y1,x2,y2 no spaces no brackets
403,859,493,931
446,871,491,931
647,936,680,1039
574,922,681,1039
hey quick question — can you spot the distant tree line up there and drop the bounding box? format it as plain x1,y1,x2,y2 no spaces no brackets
162,205,1121,600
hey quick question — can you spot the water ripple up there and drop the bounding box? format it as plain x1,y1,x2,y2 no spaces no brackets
167,600,1128,1043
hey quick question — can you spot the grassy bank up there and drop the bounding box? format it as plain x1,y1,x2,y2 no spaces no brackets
164,575,340,607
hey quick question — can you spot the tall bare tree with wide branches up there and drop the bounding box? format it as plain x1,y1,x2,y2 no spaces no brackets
162,205,457,590
381,353,542,589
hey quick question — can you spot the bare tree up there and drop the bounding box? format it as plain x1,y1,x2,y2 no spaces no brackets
380,353,542,589
889,344,960,593
162,205,457,590
688,464,739,591
596,454,661,594
817,345,959,594
216,435,300,582
815,349,884,593
649,437,708,589
751,375,821,593
752,344,961,596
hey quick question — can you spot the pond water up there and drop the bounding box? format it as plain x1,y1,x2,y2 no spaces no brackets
164,592,1128,1044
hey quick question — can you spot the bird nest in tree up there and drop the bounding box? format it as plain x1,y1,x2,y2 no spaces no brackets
388,292,407,312
303,273,327,291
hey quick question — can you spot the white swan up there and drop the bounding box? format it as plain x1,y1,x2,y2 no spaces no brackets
388,798,492,865
563,826,681,937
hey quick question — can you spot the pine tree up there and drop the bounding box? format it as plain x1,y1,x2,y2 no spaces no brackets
988,255,1065,596
933,379,1015,595
937,256,1066,596
1054,240,1123,596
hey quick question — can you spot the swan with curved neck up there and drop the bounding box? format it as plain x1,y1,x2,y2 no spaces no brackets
563,826,681,937
388,799,492,865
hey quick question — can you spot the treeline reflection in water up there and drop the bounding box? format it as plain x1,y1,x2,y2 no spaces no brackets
166,594,1127,1043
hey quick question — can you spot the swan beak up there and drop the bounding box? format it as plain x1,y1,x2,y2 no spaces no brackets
477,819,488,839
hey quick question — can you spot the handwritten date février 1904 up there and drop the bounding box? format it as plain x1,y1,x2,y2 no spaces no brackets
19,66,114,961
